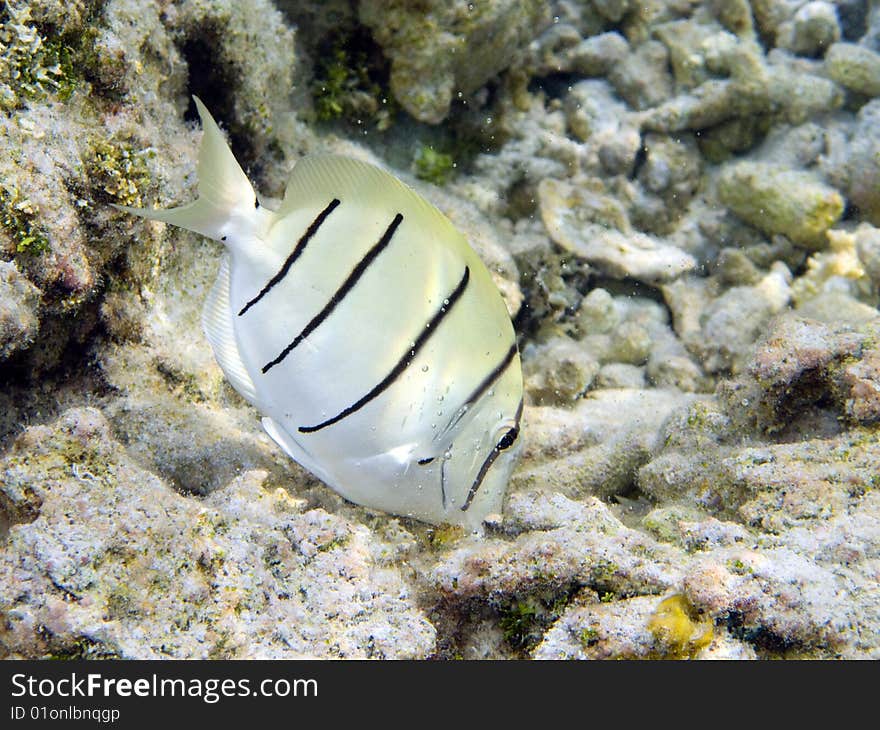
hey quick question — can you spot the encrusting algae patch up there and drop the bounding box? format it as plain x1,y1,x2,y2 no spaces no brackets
647,594,714,659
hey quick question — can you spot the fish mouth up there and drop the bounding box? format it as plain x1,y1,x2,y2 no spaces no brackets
435,397,524,516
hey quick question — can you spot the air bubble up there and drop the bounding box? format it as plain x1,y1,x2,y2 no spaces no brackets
421,365,429,372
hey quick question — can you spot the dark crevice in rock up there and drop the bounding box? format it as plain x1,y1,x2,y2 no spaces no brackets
723,610,800,656
180,29,256,174
527,71,583,101
837,0,870,42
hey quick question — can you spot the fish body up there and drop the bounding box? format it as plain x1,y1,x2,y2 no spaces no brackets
117,97,523,529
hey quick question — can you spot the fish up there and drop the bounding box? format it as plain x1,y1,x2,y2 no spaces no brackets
115,96,523,529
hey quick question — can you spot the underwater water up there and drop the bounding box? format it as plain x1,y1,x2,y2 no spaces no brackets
0,0,878,660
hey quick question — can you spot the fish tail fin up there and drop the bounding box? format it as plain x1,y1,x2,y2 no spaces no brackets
113,96,256,240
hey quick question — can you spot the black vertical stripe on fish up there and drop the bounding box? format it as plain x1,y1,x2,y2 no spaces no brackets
298,266,471,433
461,397,524,512
262,212,403,373
238,198,341,317
436,342,518,440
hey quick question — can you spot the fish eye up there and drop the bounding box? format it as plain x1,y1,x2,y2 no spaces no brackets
496,427,518,451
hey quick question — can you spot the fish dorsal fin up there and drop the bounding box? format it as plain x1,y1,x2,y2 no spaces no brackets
278,154,455,236
201,255,258,404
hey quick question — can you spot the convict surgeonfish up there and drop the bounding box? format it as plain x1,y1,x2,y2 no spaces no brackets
115,97,523,529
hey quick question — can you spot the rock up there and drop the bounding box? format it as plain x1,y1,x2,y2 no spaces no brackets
695,263,793,374
591,0,632,24
719,313,873,432
715,247,763,286
750,0,810,44
640,429,878,531
780,2,841,57
791,227,877,311
606,320,653,365
537,178,696,283
655,18,722,89
533,594,673,660
796,290,880,325
511,388,701,500
826,42,880,97
608,40,675,110
0,409,435,659
662,275,714,347
522,336,600,405
567,32,631,76
632,133,703,233
641,39,843,134
707,0,755,37
847,100,880,225
717,161,844,249
0,260,40,360
430,491,686,602
682,545,857,652
595,363,646,389
564,80,641,176
646,333,708,392
359,0,550,124
855,224,880,285
641,505,752,551
841,345,880,423
575,287,618,335
0,0,306,371
466,94,579,212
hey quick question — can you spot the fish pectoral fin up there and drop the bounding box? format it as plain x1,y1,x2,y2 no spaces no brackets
261,417,330,483
202,255,258,404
